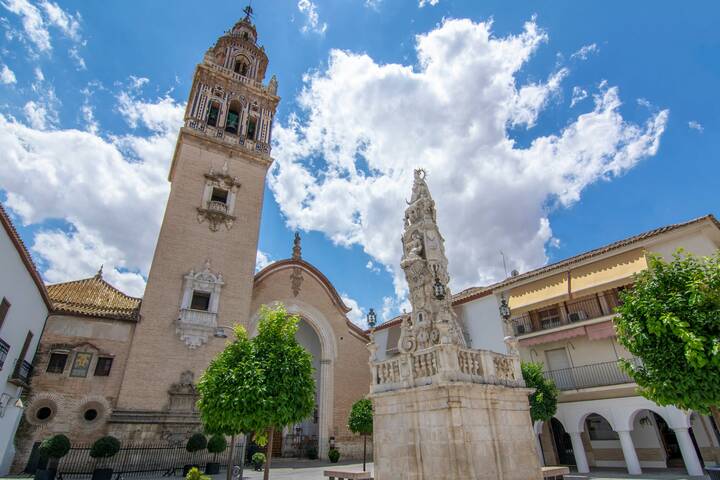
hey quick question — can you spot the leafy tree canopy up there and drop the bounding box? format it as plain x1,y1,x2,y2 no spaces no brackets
90,436,121,459
521,362,558,423
206,434,227,454
348,398,373,436
39,434,71,459
615,250,720,414
197,304,315,438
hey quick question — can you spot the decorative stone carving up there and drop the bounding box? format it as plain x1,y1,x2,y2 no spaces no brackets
292,232,302,260
197,162,241,231
290,267,303,297
397,169,465,352
166,370,198,413
268,74,278,95
176,260,224,349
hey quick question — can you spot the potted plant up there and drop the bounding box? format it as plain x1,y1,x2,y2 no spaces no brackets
328,448,340,463
183,433,207,477
205,434,227,474
89,436,121,480
35,434,71,480
306,446,318,460
251,452,265,471
185,466,210,480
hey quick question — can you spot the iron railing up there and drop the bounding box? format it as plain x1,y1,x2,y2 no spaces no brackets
11,359,33,385
46,441,246,478
510,289,624,336
0,338,9,370
543,359,640,391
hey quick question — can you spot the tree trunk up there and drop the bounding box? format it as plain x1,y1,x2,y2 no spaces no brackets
226,435,236,480
362,434,367,472
711,406,720,434
263,429,274,480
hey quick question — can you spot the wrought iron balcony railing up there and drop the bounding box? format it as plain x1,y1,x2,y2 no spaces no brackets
0,338,9,370
510,289,623,336
10,359,33,386
543,358,640,391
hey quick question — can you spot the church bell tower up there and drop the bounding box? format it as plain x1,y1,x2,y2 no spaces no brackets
114,8,280,425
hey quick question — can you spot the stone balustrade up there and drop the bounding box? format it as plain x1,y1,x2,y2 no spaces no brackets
371,343,524,394
203,61,268,91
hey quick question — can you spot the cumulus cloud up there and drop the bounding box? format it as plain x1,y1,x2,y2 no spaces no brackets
688,120,703,133
366,260,381,273
297,0,327,35
0,63,16,84
571,42,598,60
1,0,82,54
269,18,668,311
1,82,184,296
341,294,367,328
256,250,272,271
419,0,439,6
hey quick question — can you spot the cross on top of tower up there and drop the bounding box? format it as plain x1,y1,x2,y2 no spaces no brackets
243,4,253,21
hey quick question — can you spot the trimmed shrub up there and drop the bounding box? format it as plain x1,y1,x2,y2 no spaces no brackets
206,434,227,454
251,452,266,471
186,433,207,453
328,448,340,463
39,434,71,460
90,436,121,459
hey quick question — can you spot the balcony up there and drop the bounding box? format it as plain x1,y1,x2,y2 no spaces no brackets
510,288,624,336
9,360,33,387
0,339,9,370
543,358,640,391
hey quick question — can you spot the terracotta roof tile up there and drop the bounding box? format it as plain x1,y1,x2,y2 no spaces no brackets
47,274,141,321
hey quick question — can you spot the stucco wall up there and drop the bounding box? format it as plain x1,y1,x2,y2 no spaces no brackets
455,295,507,353
0,226,48,475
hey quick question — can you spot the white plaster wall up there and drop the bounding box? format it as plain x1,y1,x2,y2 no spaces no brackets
649,228,719,260
454,295,506,353
0,228,49,475
369,328,390,362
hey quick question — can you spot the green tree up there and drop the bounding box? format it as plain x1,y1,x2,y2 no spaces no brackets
251,305,316,480
197,305,315,480
347,398,373,472
197,325,261,480
521,362,558,423
615,250,720,425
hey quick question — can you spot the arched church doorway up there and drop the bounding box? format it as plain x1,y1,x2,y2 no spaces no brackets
281,318,321,458
550,417,576,466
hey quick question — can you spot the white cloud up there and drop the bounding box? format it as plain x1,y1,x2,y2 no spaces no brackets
570,86,587,107
1,0,82,54
0,63,16,84
23,99,50,129
297,0,327,35
366,260,380,273
1,82,185,296
364,0,382,10
419,0,439,6
1,0,50,51
688,120,703,133
341,294,366,328
269,18,668,314
256,250,272,271
570,42,598,60
69,46,85,70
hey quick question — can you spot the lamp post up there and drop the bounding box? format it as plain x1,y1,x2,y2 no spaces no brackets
367,308,377,330
499,294,511,321
214,325,232,338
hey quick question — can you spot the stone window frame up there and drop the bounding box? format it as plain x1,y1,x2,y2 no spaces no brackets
46,350,70,374
176,261,224,349
93,356,114,377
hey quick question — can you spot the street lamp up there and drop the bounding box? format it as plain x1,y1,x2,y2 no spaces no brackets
214,325,231,338
433,277,446,300
367,308,377,329
499,294,511,321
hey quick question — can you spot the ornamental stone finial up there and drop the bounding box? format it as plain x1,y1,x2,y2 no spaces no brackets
292,232,302,260
398,169,465,352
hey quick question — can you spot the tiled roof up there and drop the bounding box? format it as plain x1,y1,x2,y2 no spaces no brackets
0,204,52,309
47,273,141,321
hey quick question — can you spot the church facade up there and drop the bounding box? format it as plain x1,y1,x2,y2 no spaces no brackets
13,12,370,470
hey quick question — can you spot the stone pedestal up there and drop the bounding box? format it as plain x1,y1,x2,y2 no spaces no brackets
371,381,542,480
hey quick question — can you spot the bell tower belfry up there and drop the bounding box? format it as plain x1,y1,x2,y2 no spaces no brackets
113,9,280,425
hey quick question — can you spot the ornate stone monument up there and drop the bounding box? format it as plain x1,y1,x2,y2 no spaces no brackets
368,169,542,480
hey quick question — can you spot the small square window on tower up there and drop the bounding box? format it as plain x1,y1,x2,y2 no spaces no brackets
211,187,229,204
190,291,211,311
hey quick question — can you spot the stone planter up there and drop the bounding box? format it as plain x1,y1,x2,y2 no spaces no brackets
33,469,56,480
205,462,220,475
91,468,113,480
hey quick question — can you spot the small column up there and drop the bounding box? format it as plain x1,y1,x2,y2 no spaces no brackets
674,427,704,476
568,431,589,473
617,430,642,475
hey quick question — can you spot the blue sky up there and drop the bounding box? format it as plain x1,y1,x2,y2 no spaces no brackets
1,0,718,326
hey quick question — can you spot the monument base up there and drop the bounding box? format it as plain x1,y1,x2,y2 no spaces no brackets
371,382,543,480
